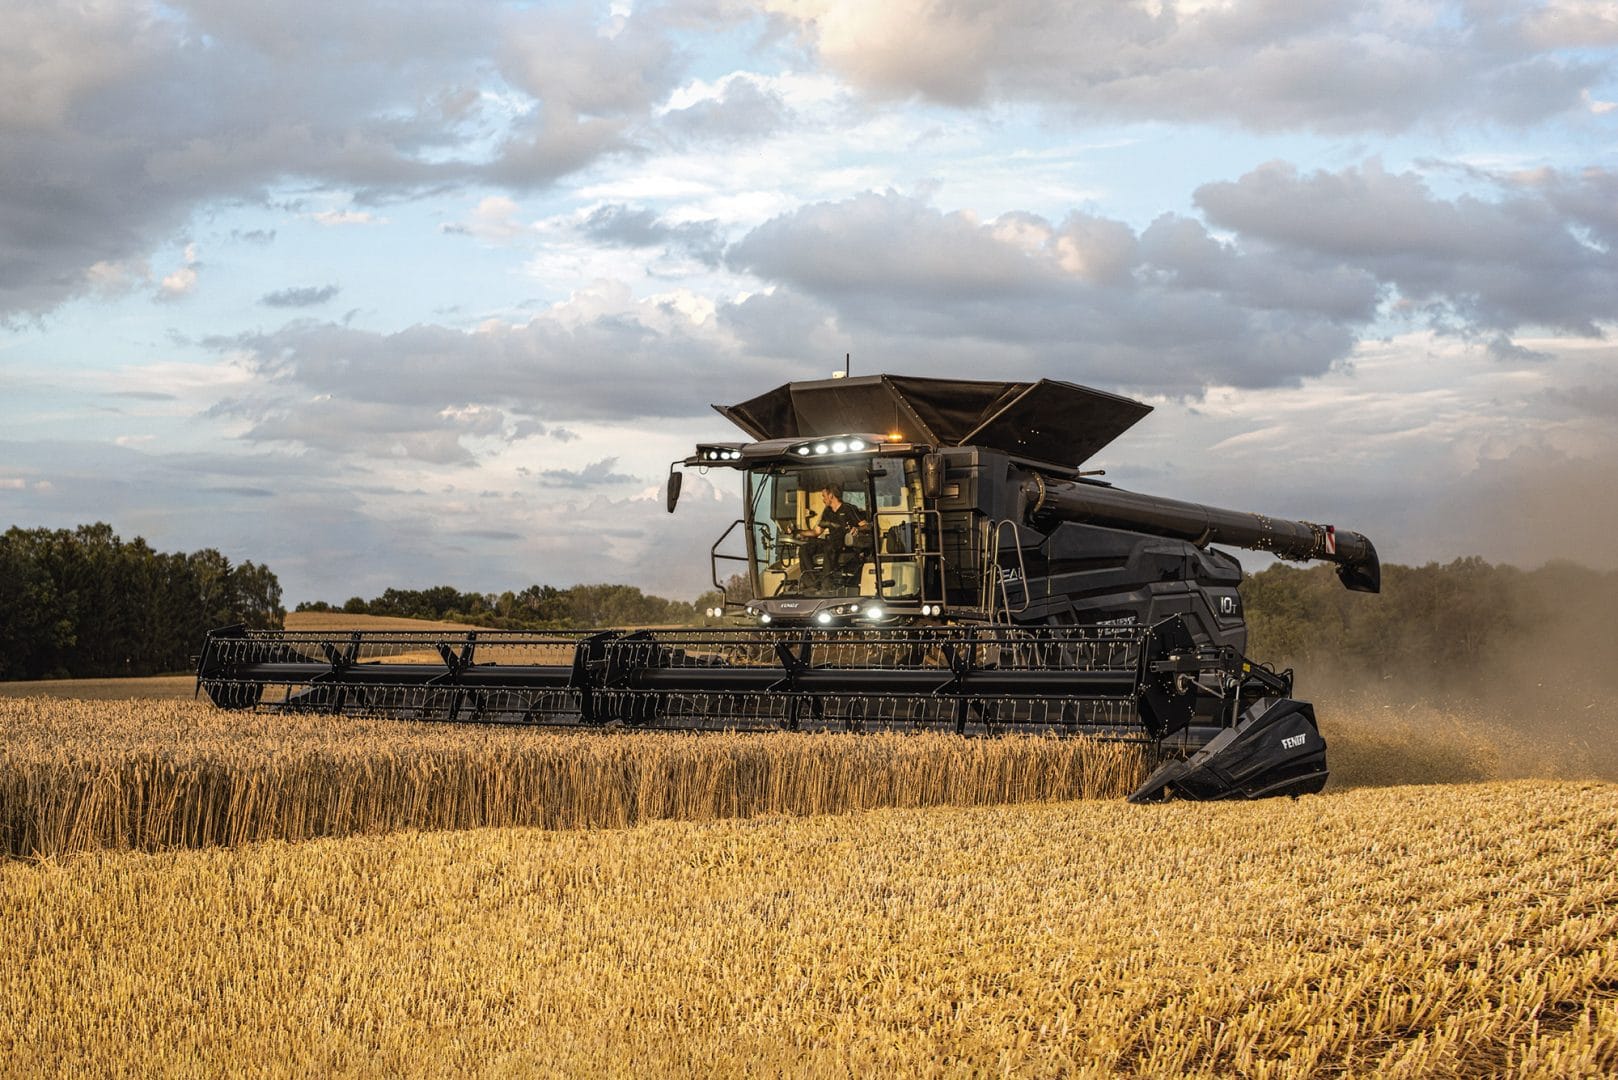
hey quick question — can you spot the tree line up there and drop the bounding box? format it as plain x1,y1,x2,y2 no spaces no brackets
1242,556,1618,692
297,582,726,630
7,520,1613,692
0,524,284,680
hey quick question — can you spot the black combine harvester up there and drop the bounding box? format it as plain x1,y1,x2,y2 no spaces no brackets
198,375,1379,802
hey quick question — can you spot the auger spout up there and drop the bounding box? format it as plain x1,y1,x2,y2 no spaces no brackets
1022,475,1380,593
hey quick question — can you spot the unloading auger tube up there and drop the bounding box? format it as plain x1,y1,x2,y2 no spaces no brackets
195,617,1328,801
1020,474,1381,593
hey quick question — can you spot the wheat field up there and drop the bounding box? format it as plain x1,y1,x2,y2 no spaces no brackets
2,780,1615,1077
2,693,1616,1074
0,698,1146,858
4,691,1608,861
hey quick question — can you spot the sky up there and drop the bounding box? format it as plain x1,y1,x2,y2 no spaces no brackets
2,0,1616,605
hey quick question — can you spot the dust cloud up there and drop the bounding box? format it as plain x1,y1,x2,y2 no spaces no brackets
1313,449,1618,788
1437,452,1618,573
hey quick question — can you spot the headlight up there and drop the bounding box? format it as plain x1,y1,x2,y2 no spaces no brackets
816,611,833,625
864,606,883,620
759,612,771,624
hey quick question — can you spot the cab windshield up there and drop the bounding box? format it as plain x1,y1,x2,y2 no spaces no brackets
745,460,925,601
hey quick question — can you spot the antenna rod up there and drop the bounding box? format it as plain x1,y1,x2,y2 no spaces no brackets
845,352,851,378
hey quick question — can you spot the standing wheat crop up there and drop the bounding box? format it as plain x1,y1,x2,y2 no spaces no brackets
0,698,1145,857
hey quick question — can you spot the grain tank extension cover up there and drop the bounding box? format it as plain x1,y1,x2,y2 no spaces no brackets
714,374,1152,468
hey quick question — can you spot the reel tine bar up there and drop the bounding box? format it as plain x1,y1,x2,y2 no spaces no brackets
197,619,1209,737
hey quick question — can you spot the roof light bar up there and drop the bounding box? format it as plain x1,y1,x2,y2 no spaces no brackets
789,434,878,458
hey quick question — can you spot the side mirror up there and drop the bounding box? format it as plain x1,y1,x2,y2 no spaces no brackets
666,469,682,513
921,453,944,501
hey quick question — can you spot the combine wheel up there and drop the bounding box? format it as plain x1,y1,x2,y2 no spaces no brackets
205,680,263,710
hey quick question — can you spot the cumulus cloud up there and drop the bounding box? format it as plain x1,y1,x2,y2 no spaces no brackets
1510,165,1618,248
208,395,485,466
191,283,804,465
438,403,507,437
758,0,1608,132
507,419,550,441
1541,378,1618,421
0,2,692,318
538,457,639,488
308,209,385,227
578,204,725,265
260,284,340,308
1193,161,1618,337
189,166,1618,440
660,75,794,144
156,266,198,300
722,170,1618,390
8,0,1605,329
182,184,1374,452
725,189,1376,391
85,259,151,297
155,243,200,301
441,196,529,244
729,193,1061,300
215,298,743,416
1521,1,1618,49
482,6,686,188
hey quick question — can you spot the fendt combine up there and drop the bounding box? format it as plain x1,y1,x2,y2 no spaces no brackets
198,375,1379,802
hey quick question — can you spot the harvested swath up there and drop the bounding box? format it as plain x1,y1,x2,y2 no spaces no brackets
2,782,1614,1076
0,698,1146,858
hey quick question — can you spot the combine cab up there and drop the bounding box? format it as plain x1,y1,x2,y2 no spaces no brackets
199,374,1378,802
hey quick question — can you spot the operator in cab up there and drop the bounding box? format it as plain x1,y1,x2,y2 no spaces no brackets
799,482,869,578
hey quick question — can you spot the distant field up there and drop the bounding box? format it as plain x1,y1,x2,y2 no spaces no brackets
0,612,480,700
0,674,196,700
4,781,1614,1076
281,611,481,633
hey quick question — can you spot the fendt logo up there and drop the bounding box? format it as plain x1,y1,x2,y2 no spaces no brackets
1281,733,1308,750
